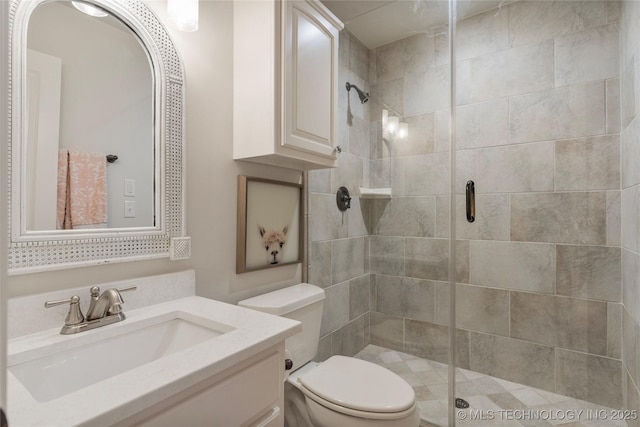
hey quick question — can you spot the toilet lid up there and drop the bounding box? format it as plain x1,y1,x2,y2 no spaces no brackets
298,356,415,413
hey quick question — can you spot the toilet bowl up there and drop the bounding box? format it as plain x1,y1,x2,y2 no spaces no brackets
238,283,419,427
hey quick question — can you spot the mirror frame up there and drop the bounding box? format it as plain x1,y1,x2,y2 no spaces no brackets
8,0,189,274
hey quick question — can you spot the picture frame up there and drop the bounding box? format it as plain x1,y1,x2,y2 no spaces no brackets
236,176,303,274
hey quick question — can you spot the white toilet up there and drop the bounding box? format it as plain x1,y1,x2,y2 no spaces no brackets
238,283,420,427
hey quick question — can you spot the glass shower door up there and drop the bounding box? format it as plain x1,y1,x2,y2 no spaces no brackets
451,1,630,426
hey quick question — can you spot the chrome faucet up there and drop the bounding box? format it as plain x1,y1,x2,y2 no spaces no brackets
45,285,136,335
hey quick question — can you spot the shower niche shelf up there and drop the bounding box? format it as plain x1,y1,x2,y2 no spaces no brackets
359,188,392,199
233,0,343,171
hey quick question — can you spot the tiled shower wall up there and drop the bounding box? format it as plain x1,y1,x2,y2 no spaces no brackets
310,0,627,410
308,30,372,360
369,0,623,409
621,0,640,422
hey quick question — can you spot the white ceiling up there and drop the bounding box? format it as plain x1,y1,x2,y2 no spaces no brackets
321,0,507,49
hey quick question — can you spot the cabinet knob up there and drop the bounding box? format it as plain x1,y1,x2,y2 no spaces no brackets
285,359,293,370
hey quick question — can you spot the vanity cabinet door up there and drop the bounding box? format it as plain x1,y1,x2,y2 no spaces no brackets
282,0,339,162
128,348,284,427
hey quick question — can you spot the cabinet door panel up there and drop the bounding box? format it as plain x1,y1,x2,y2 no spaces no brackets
284,1,338,159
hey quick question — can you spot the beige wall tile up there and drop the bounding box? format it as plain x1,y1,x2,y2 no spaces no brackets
394,113,435,157
468,40,553,103
309,241,331,288
374,196,436,238
455,99,509,150
404,152,450,196
332,237,366,284
469,240,555,293
331,314,368,357
434,108,450,153
330,152,363,195
456,143,554,194
608,190,622,246
349,31,371,83
455,194,510,241
456,239,470,284
370,236,404,276
375,274,402,316
315,334,332,363
508,1,605,47
436,284,509,336
348,116,370,158
404,63,451,115
469,332,556,392
320,282,350,336
554,135,620,191
309,169,331,194
609,302,623,359
556,348,623,408
406,237,450,281
349,274,370,320
370,78,403,122
510,82,605,144
370,311,404,352
456,6,509,61
555,23,619,87
405,319,469,369
621,56,636,129
310,193,348,242
622,186,640,253
511,192,607,244
375,33,435,83
607,78,621,134
623,249,640,322
627,371,640,426
347,197,370,238
401,277,437,323
608,0,622,23
511,292,608,355
622,117,640,188
556,244,621,302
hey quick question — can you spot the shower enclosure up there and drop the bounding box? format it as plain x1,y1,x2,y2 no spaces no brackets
310,0,634,425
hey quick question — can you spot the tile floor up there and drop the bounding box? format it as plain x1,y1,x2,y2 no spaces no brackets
354,345,631,427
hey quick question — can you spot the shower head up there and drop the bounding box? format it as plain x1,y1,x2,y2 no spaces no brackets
346,82,369,104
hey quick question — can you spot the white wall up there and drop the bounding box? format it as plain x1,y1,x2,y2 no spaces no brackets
8,1,303,305
0,0,9,410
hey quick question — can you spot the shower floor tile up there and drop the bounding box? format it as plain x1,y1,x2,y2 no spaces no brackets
354,345,630,427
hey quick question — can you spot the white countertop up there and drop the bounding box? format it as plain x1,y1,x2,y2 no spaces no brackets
6,296,301,426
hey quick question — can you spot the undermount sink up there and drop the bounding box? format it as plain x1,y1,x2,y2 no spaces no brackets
9,311,234,402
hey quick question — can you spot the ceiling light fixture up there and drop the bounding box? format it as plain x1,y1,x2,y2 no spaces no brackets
168,0,199,32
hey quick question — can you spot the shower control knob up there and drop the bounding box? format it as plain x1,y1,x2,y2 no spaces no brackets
285,359,293,371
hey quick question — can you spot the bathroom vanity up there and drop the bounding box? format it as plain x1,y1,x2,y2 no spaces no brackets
6,274,300,426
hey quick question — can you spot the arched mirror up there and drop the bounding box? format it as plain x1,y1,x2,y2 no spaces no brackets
8,0,189,274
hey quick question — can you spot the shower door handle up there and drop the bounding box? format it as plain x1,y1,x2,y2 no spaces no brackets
466,180,475,223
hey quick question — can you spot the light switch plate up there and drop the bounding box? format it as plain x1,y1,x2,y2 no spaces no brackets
125,179,135,196
124,200,136,218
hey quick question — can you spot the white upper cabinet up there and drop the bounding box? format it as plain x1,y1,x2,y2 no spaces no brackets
233,0,343,170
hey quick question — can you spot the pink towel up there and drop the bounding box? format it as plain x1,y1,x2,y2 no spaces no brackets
56,149,107,229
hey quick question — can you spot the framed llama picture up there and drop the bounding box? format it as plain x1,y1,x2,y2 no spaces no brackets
236,176,303,273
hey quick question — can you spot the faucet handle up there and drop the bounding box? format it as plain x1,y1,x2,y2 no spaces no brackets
89,285,137,297
44,295,85,326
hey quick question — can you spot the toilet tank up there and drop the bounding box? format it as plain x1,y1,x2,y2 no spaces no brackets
238,283,325,371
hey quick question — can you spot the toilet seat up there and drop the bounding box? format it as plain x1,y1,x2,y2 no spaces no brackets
296,356,416,419
297,382,418,421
